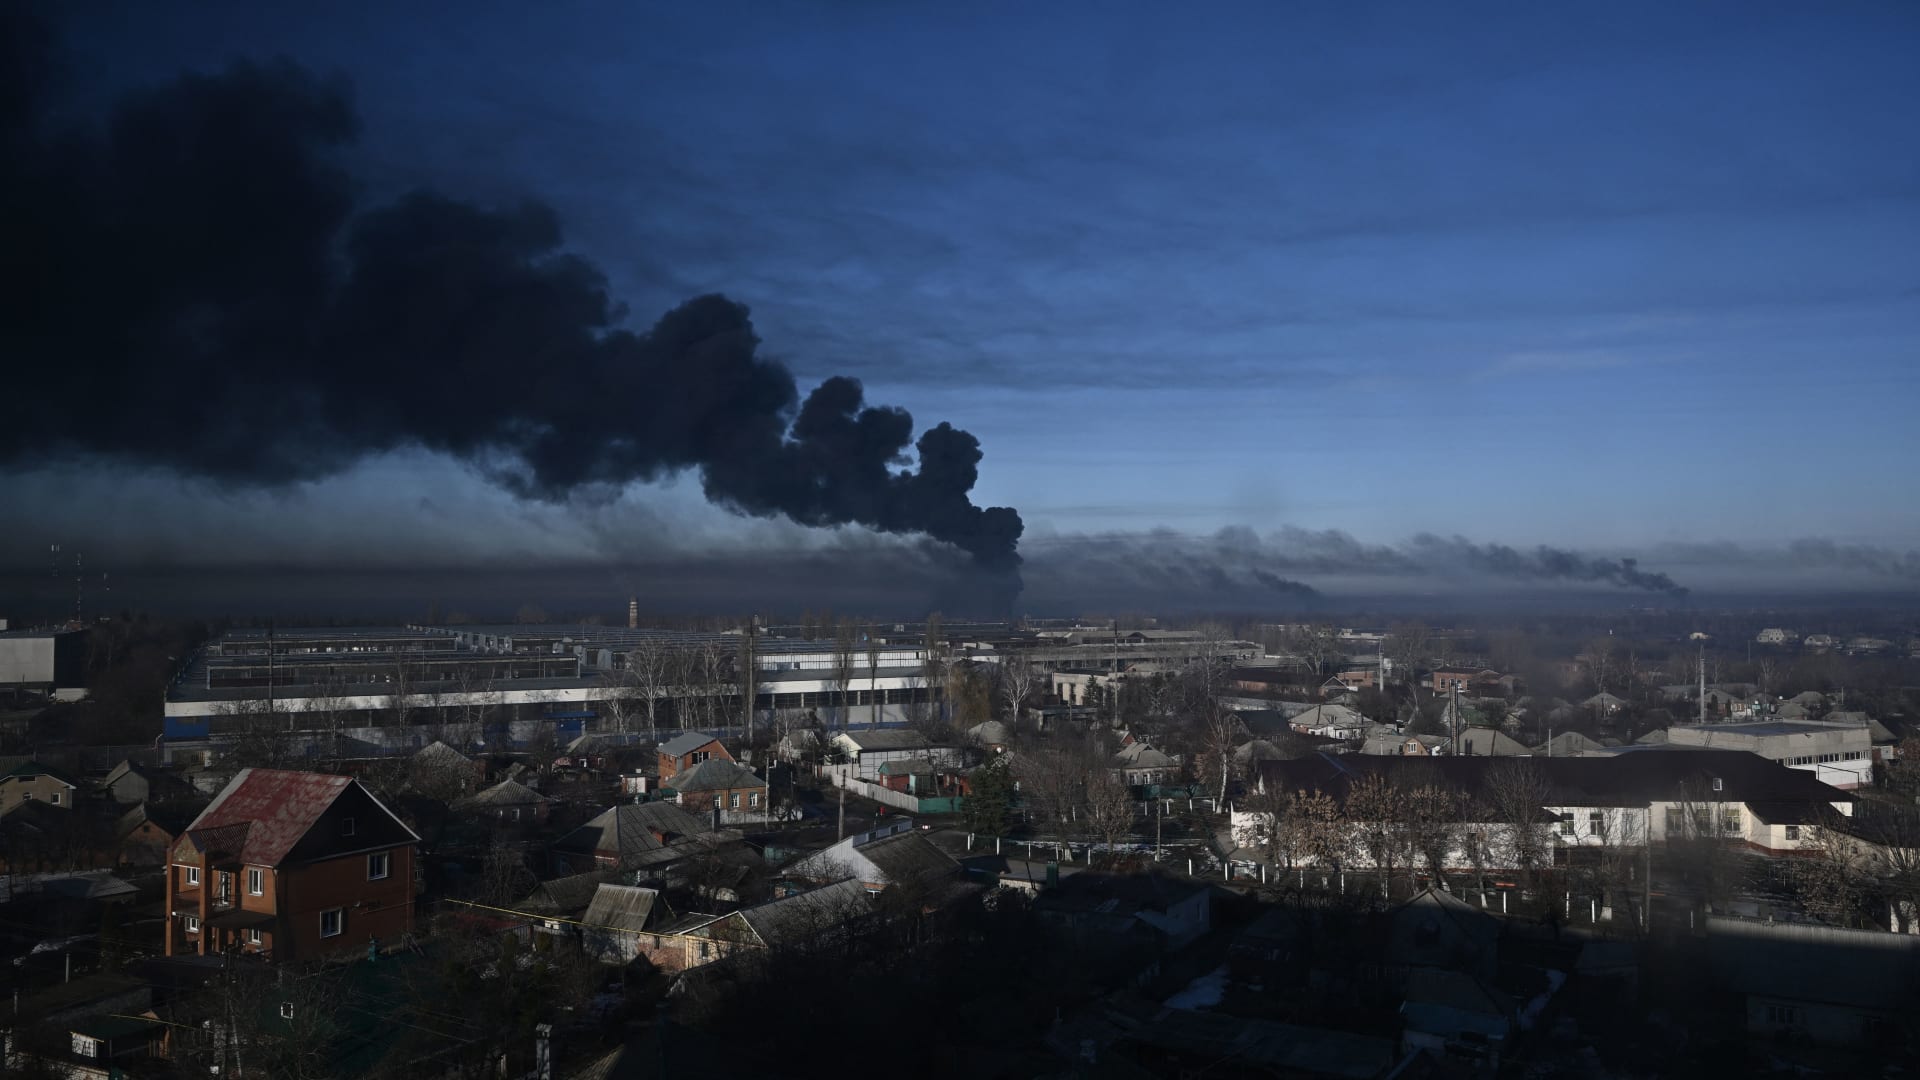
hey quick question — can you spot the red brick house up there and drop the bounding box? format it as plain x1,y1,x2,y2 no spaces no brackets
657,732,732,785
166,769,419,963
671,758,768,822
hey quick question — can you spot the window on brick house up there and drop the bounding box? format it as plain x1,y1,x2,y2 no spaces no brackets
184,916,200,934
185,866,200,886
248,868,263,895
368,852,390,880
320,908,343,938
729,793,741,809
247,929,263,945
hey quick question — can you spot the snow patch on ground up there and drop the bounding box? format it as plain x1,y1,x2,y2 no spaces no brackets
1518,968,1567,1031
1166,965,1231,1010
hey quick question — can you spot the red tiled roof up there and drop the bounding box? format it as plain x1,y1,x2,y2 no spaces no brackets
175,769,354,867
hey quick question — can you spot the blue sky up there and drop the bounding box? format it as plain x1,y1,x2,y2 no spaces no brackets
7,1,1920,612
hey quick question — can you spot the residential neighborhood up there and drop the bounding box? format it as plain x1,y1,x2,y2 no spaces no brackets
0,610,1916,1076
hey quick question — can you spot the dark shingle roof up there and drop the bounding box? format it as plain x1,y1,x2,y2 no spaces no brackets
520,869,623,916
455,779,550,809
659,731,723,757
856,830,962,885
1,760,78,787
552,801,718,858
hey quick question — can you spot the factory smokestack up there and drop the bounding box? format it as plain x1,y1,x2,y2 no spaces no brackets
0,18,1023,576
628,598,638,630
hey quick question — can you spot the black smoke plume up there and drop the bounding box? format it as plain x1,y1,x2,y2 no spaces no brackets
1026,527,1688,600
1403,534,1689,597
0,18,1022,572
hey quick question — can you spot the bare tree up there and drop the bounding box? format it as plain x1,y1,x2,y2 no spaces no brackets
1199,706,1240,806
1578,637,1617,696
1014,736,1106,836
1484,759,1554,891
1084,770,1137,865
1385,622,1431,700
624,637,673,740
1664,777,1741,913
1287,623,1338,680
1404,782,1462,890
998,653,1039,724
1243,785,1344,873
864,626,884,729
1346,772,1409,897
832,619,858,732
946,662,993,729
737,625,762,741
1789,804,1920,931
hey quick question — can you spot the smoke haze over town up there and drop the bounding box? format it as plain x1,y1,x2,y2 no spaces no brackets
4,1,1918,616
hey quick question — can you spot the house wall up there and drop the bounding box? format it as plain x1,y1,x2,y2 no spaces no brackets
276,844,415,962
677,785,767,820
0,774,76,814
1543,806,1650,846
105,774,150,805
832,742,963,781
119,821,175,867
1745,996,1884,1046
659,740,731,783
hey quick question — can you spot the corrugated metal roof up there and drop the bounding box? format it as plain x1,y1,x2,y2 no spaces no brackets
582,884,662,933
739,879,869,946
175,768,412,867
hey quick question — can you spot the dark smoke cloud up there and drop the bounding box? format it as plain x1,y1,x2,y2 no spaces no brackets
1402,533,1689,596
0,17,1021,572
1024,526,1688,599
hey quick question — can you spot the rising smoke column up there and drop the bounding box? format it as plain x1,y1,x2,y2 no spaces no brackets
0,19,1022,573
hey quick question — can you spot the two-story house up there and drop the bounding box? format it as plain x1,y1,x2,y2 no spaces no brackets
167,769,419,963
657,732,732,785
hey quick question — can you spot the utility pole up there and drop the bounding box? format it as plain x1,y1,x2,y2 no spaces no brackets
1450,684,1461,756
836,784,846,841
1697,645,1706,726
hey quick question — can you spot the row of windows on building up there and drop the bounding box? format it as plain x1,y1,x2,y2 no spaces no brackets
1786,751,1866,765
182,912,345,941
711,791,762,810
1550,808,1790,838
181,851,390,901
